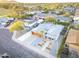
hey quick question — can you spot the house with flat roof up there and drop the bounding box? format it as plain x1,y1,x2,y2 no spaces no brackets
54,15,72,23
73,8,79,25
63,7,76,15
33,13,57,19
33,13,72,24
23,18,35,22
73,16,79,29
25,10,44,15
24,17,44,31
0,17,14,28
74,8,79,17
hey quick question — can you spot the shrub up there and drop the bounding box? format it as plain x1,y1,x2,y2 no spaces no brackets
9,21,24,32
44,16,57,24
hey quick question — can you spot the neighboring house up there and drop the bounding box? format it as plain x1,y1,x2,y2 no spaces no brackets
73,16,79,24
54,15,73,23
73,8,79,24
0,17,8,25
74,8,79,17
25,11,44,15
0,17,14,28
33,13,57,19
51,9,63,15
24,21,38,30
65,29,79,56
24,17,44,30
36,19,44,24
63,7,76,15
73,9,79,28
33,13,72,23
23,17,44,24
23,18,35,22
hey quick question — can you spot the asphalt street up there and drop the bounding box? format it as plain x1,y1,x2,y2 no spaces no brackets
0,29,44,58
